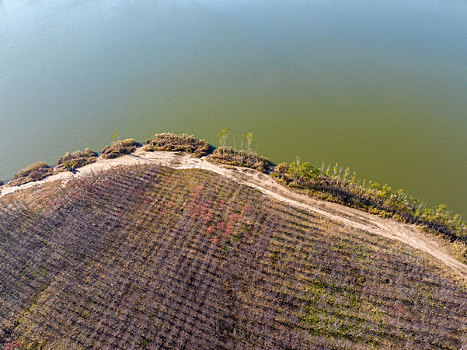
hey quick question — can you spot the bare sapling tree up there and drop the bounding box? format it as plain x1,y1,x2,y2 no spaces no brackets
217,128,229,159
246,132,253,163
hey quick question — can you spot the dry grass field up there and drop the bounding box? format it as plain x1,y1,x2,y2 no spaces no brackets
0,164,465,349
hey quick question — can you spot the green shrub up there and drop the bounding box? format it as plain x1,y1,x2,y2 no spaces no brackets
144,133,211,157
101,139,140,159
10,161,53,186
288,160,319,182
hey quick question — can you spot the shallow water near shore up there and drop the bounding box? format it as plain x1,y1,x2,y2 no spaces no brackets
0,0,466,214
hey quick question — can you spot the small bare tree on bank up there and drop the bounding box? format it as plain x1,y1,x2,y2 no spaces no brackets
217,128,229,159
246,132,253,163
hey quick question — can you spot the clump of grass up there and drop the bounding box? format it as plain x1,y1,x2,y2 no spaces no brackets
56,148,98,172
101,139,140,159
144,133,211,157
9,161,53,186
206,147,271,173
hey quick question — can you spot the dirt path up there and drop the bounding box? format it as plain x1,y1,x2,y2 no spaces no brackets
2,149,466,280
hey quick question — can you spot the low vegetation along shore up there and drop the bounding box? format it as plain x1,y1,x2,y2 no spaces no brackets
1,132,465,251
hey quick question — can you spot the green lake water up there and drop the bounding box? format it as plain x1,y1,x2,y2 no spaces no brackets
0,0,466,214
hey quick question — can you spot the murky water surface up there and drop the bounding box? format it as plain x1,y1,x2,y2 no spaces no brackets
1,0,466,213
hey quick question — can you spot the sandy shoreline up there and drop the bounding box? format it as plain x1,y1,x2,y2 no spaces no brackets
1,148,466,280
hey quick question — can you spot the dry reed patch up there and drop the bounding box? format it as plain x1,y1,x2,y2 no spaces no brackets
101,139,140,159
56,148,98,172
144,133,210,157
9,162,53,186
